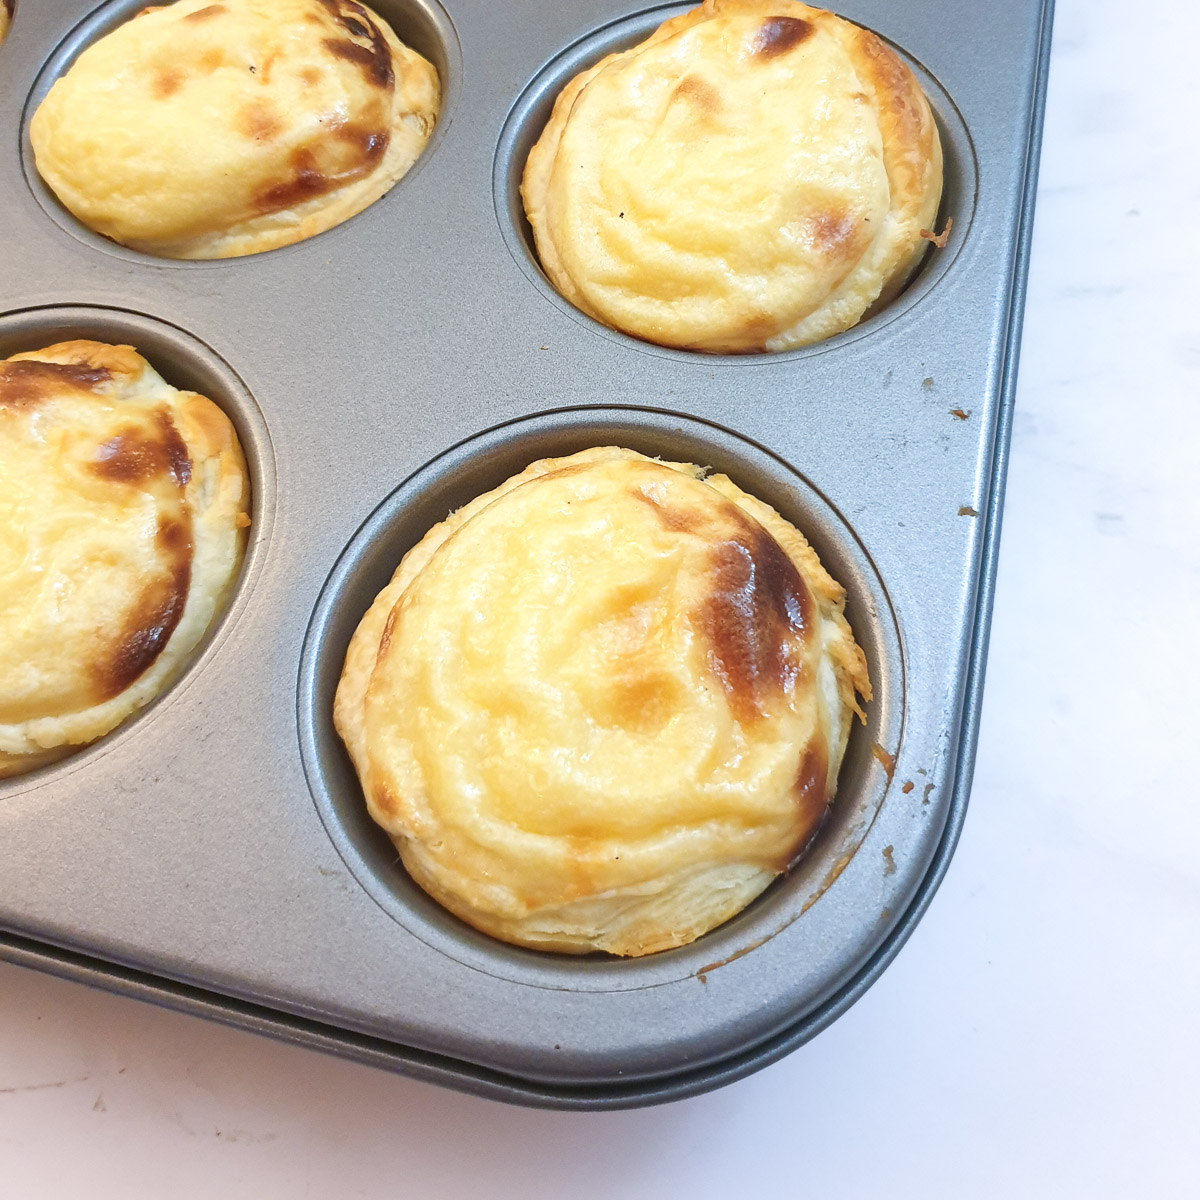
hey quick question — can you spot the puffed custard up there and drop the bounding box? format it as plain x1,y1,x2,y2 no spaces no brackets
522,0,944,353
335,448,870,957
0,341,250,777
30,0,439,259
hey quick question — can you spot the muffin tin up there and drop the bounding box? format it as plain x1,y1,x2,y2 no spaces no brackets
0,0,1054,1107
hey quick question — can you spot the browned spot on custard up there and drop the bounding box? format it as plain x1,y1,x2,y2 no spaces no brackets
806,211,858,257
89,409,192,489
236,101,283,141
318,0,394,89
92,551,191,701
332,122,389,165
155,516,190,555
671,74,722,115
696,514,812,724
255,149,332,212
373,780,399,816
794,737,829,827
739,314,779,347
199,47,225,73
183,3,225,20
299,66,323,86
152,68,184,99
631,486,701,534
871,742,895,783
322,35,393,88
0,360,110,410
750,16,814,60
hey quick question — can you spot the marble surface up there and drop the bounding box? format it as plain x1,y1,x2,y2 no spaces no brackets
3,0,1198,1193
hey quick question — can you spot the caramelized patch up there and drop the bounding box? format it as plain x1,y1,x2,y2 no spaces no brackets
332,122,390,165
373,781,399,817
806,212,858,257
794,737,829,826
183,3,225,20
199,48,225,73
589,664,680,736
299,66,323,86
318,0,394,89
152,68,184,99
696,516,812,724
236,101,283,141
0,360,110,410
155,516,190,555
89,409,192,488
739,314,779,347
750,17,814,60
255,149,332,212
92,553,191,701
671,75,722,115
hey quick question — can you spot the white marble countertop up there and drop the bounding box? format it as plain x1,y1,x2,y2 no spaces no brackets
3,0,1198,1193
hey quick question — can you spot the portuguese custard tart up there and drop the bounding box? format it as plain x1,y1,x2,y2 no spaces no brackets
30,0,440,258
335,448,870,957
522,0,944,353
0,341,250,776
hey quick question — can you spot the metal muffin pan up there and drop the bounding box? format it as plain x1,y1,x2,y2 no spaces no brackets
0,0,1053,1107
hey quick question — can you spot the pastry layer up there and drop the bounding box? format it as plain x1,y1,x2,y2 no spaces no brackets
335,448,870,956
31,0,439,258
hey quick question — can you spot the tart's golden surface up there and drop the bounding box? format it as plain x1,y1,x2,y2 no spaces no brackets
522,0,943,353
0,341,250,776
335,448,870,956
30,0,439,259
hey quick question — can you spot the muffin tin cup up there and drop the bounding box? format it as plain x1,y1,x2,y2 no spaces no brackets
300,408,904,992
0,304,275,792
493,2,978,363
19,0,462,265
0,0,1055,1107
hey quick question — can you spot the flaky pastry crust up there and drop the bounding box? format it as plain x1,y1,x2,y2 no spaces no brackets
0,341,250,776
522,0,943,352
31,0,439,259
335,448,870,956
